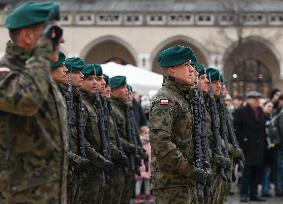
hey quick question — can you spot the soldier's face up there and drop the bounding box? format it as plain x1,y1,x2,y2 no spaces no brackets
69,71,84,87
81,76,98,93
96,76,106,93
51,64,68,83
212,80,221,96
101,85,111,98
111,84,129,101
198,74,209,93
170,63,196,86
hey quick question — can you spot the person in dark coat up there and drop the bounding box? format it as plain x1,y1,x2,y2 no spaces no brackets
234,91,267,202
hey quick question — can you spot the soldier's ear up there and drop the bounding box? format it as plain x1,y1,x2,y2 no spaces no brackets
167,67,177,75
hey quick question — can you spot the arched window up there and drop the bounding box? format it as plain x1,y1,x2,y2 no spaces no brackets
230,59,272,98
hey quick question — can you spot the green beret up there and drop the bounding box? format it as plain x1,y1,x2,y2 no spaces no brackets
103,74,109,85
219,74,228,85
93,64,103,76
191,54,197,66
109,76,127,89
206,68,220,82
52,51,66,69
5,2,60,29
158,45,195,68
196,64,206,76
81,64,96,77
64,57,85,72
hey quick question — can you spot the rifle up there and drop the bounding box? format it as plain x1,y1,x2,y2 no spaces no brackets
126,107,142,176
128,107,149,172
96,91,111,159
219,85,232,182
95,91,112,179
191,81,205,201
208,73,227,181
107,100,129,170
199,89,212,203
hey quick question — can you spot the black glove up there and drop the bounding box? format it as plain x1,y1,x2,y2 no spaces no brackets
120,153,129,166
103,159,114,176
43,23,63,51
205,169,213,185
128,143,136,154
190,167,206,185
79,157,90,170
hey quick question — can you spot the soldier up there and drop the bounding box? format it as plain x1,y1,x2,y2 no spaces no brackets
78,64,113,204
57,57,86,204
101,74,129,204
109,76,138,204
0,1,67,203
149,45,206,204
51,51,68,84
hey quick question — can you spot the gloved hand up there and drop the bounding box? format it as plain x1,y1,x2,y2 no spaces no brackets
79,157,90,170
103,159,114,176
43,23,63,51
127,143,136,154
120,153,129,166
205,169,213,185
190,167,206,185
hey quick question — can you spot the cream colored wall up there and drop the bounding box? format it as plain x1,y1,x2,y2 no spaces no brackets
0,25,282,81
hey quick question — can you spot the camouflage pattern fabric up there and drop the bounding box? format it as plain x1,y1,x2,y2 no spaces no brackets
154,186,198,204
103,98,126,204
78,92,110,204
0,38,68,203
149,76,197,203
58,83,83,204
110,96,135,204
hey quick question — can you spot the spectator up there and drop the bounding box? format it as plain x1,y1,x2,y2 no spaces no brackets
269,88,281,110
134,126,153,203
234,91,267,202
232,96,245,110
261,100,275,197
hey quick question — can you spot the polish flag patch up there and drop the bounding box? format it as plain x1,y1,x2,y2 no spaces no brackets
0,67,13,73
160,99,169,105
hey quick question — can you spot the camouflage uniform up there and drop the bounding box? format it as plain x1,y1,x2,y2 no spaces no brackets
102,98,127,204
57,83,83,204
78,92,109,204
0,38,68,203
205,95,226,204
110,95,136,204
149,76,198,204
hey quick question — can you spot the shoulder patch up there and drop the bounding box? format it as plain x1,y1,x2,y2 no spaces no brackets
0,67,13,73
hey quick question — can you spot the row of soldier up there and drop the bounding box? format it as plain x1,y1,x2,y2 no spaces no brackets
0,2,148,204
52,53,149,204
149,45,245,204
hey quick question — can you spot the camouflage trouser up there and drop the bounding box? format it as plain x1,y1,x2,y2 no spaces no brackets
79,170,105,204
103,167,125,204
0,180,65,204
67,171,80,204
153,186,199,204
120,170,135,204
211,174,226,204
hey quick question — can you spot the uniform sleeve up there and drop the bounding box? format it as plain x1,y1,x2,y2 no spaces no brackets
84,141,107,169
149,97,194,177
0,37,53,116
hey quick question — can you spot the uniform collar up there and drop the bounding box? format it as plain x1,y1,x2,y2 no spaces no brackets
162,75,194,98
110,95,128,109
3,41,31,68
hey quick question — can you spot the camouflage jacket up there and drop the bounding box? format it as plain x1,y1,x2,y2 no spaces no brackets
102,98,125,165
0,38,68,202
81,92,110,170
149,76,195,189
109,96,134,156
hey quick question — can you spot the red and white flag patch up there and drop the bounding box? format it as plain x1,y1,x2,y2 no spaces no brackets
0,67,13,73
160,99,169,105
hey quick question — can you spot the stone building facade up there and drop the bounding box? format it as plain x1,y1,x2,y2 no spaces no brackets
1,0,283,97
